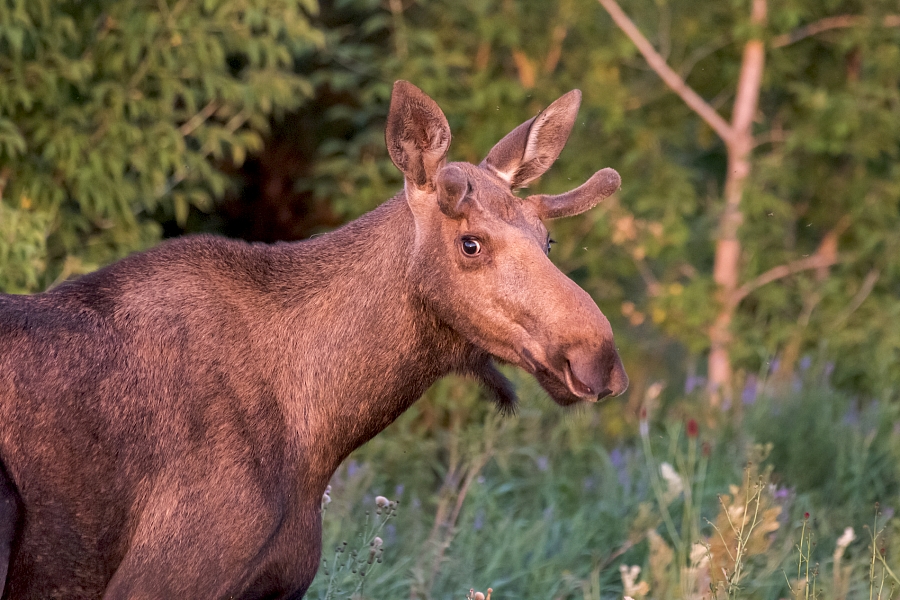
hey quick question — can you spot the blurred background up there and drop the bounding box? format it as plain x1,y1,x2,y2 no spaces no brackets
1,0,899,597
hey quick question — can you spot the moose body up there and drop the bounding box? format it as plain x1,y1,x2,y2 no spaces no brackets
0,82,627,599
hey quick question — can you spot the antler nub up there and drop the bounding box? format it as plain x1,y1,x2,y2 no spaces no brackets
436,164,468,218
528,167,621,220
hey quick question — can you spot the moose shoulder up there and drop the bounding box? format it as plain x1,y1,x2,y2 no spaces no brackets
0,81,627,599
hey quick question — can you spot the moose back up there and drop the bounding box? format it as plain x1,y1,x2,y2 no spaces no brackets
0,81,627,599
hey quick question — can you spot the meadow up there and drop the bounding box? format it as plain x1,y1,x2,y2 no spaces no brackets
309,371,900,600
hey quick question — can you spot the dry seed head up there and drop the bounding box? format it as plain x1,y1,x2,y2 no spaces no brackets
375,495,390,508
690,542,709,568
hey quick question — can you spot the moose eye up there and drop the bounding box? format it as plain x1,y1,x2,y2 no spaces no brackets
460,237,482,256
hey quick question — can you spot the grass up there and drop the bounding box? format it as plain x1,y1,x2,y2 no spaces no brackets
306,375,900,599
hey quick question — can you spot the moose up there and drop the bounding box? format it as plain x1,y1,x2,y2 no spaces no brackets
0,81,628,599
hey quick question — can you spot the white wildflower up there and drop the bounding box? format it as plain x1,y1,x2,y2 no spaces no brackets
645,382,664,401
619,564,650,598
836,526,855,549
833,526,855,562
375,495,390,508
660,462,684,504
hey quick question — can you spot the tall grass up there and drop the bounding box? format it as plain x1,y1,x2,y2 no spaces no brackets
307,376,900,599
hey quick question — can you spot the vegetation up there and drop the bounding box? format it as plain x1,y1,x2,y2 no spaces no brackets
0,0,322,291
309,377,900,599
2,0,899,598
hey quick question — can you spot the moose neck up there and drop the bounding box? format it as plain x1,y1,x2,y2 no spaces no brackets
271,194,464,479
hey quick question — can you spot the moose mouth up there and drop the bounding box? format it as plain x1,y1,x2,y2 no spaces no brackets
563,360,613,401
520,348,613,406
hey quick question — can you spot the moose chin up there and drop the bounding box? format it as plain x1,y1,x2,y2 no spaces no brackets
0,80,627,599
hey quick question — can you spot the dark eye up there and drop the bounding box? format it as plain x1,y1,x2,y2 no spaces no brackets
546,237,556,254
461,237,482,256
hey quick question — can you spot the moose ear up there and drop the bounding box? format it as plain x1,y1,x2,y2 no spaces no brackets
527,168,621,220
481,90,581,189
386,81,451,191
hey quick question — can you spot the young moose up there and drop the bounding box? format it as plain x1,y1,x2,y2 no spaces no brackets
0,81,627,599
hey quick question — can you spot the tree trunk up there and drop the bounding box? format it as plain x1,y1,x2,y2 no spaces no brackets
597,0,768,407
706,0,766,406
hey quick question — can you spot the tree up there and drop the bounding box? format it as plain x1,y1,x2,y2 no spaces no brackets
0,0,322,292
594,0,900,402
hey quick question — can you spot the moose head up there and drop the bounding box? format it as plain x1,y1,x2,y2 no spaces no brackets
386,81,628,410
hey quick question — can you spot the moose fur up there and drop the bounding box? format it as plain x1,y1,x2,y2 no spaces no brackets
0,81,627,599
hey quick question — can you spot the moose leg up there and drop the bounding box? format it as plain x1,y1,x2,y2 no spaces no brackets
0,462,22,598
103,507,317,600
103,487,272,599
102,467,317,600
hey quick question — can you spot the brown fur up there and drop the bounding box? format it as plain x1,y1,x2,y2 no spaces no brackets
0,81,627,599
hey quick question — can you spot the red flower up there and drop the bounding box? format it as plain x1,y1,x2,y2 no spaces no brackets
686,418,699,438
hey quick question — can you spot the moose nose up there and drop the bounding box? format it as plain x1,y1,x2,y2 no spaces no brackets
563,343,629,401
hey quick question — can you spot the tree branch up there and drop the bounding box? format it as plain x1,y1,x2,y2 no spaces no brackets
511,49,536,89
0,167,10,201
634,256,662,297
596,0,734,144
834,268,880,325
676,36,730,81
157,108,251,199
388,0,409,60
179,99,221,137
729,0,766,151
772,14,900,48
543,24,569,74
730,254,840,307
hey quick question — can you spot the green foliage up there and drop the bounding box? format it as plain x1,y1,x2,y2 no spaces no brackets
746,391,900,528
311,383,900,599
0,0,322,291
298,0,402,219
